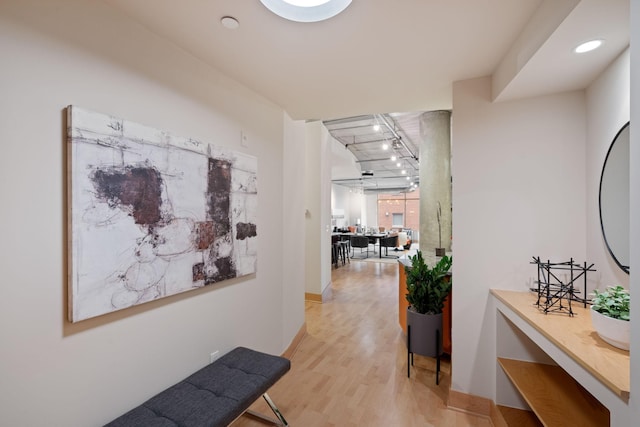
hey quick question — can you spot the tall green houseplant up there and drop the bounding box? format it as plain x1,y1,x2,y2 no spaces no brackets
405,251,452,314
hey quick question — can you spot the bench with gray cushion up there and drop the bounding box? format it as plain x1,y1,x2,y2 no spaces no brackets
105,347,290,427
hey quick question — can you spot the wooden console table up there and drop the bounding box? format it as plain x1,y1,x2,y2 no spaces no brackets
491,289,630,426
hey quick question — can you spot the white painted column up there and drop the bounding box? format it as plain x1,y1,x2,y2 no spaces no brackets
304,121,332,297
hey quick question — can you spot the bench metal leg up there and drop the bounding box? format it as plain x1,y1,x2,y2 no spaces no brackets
244,392,289,426
263,393,288,426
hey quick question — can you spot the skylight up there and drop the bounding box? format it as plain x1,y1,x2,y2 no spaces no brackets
283,0,333,6
260,0,351,22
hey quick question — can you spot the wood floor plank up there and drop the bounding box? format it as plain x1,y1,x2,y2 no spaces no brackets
231,261,492,427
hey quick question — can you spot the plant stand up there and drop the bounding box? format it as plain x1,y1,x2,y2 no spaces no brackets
407,324,441,384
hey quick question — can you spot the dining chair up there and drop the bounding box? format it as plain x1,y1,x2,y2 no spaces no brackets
397,232,408,250
350,235,370,259
379,235,399,258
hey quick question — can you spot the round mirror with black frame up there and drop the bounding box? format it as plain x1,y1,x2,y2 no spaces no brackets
599,122,630,274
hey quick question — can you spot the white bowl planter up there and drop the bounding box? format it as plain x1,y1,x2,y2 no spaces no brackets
590,306,630,351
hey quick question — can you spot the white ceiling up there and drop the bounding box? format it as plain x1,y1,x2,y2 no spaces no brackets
102,0,629,191
101,0,629,119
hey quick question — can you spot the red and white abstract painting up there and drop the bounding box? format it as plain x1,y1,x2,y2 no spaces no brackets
67,106,257,322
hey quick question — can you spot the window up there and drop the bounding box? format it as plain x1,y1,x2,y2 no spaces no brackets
392,213,404,228
377,190,419,232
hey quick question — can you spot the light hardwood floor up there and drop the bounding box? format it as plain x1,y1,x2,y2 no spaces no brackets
232,260,493,427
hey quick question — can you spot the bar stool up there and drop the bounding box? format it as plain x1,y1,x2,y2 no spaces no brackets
339,235,351,264
338,240,350,264
331,235,341,268
334,242,343,267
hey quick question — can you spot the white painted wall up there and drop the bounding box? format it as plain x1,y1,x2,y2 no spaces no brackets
586,49,630,289
451,76,587,398
2,0,636,424
304,122,332,295
350,191,366,227
305,123,322,295
331,183,350,227
0,1,303,425
628,1,640,423
330,135,363,228
320,125,334,294
581,45,632,425
283,113,307,345
364,193,378,230
331,183,366,228
453,46,635,421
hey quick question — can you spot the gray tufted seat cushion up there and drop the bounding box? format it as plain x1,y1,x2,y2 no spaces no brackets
105,347,290,427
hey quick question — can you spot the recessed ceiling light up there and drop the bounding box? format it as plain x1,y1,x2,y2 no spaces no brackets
396,162,401,167
391,155,397,161
220,16,239,29
382,143,389,150
373,123,380,132
574,39,603,54
260,0,351,22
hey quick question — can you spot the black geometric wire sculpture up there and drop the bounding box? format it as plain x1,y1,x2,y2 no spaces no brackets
530,257,596,316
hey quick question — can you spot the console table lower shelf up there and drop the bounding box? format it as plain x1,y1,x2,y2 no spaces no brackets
497,357,609,427
491,289,629,426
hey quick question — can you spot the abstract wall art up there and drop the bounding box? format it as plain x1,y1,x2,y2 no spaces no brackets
67,106,257,322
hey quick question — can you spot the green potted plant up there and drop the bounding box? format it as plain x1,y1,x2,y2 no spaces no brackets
590,285,630,350
405,251,452,357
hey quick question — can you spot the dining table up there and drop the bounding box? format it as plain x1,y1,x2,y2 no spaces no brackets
332,232,394,258
363,233,387,255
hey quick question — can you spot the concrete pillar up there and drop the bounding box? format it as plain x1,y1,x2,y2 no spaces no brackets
419,110,452,254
